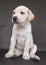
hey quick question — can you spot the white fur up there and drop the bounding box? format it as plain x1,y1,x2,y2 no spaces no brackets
5,6,40,61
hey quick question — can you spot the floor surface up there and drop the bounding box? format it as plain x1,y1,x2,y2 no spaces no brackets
0,49,46,65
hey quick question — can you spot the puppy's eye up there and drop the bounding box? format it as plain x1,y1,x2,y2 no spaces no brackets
20,12,25,14
13,12,15,14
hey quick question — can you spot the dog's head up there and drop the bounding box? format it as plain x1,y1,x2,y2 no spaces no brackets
12,6,35,24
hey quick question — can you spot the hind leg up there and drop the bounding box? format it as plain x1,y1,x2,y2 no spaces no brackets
30,44,40,61
14,48,23,56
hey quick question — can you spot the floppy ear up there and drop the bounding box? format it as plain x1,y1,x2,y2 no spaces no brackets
28,10,35,22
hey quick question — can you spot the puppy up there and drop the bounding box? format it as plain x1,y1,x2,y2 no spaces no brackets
5,6,40,61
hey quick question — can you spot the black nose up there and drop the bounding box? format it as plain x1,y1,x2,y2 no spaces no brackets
13,16,17,21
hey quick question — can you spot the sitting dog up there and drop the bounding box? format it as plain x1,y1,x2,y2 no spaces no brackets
5,5,40,61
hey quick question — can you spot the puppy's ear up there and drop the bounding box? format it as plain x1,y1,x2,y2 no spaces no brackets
28,10,35,22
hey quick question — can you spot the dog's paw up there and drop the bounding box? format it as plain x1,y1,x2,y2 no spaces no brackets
23,53,30,60
5,51,14,58
30,55,40,61
33,55,40,61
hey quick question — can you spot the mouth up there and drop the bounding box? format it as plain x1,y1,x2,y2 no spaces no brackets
13,21,25,27
13,21,19,24
13,20,24,24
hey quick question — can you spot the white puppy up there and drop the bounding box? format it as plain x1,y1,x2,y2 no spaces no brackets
5,6,40,61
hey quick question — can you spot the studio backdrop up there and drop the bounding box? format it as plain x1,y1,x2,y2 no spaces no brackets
0,0,46,51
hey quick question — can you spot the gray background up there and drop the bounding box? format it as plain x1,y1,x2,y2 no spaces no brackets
0,0,46,51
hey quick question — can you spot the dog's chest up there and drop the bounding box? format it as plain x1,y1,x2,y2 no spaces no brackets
17,29,26,37
14,23,32,49
16,35,25,49
16,28,28,48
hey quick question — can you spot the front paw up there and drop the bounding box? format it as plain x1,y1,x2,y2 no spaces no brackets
5,51,14,58
23,53,30,60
